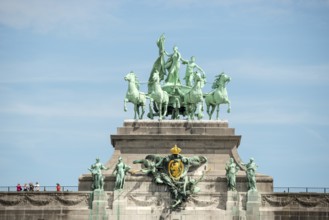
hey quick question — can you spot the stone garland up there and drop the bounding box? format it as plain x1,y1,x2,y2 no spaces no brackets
128,194,165,207
188,196,219,207
0,195,22,206
25,195,52,206
261,195,293,207
55,194,89,206
262,194,329,208
0,193,90,207
128,193,223,208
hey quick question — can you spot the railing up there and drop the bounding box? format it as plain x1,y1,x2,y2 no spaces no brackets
273,187,328,193
1,186,328,193
0,186,78,192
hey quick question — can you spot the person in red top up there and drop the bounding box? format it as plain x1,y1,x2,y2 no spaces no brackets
16,183,22,192
56,183,61,192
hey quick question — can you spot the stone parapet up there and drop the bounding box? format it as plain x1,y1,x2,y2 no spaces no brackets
260,193,329,220
0,192,90,220
117,119,233,135
1,192,328,220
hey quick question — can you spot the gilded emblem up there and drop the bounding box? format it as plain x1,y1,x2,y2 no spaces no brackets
168,159,184,180
133,144,208,208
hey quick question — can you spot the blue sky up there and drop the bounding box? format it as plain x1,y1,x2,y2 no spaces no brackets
0,0,328,188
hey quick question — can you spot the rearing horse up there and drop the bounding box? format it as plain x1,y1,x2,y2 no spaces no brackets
124,71,147,120
148,70,169,120
183,72,205,120
204,73,231,120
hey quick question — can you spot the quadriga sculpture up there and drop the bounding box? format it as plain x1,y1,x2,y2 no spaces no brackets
204,73,231,120
124,71,147,120
123,35,232,121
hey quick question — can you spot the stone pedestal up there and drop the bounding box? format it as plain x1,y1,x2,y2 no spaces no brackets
246,191,261,220
226,191,240,216
79,120,273,192
78,120,273,220
112,190,126,219
90,189,108,220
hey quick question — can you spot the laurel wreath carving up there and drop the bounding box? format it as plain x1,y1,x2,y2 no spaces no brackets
55,194,89,206
26,195,53,206
188,196,219,207
127,194,164,207
0,193,90,207
262,194,329,208
0,195,23,206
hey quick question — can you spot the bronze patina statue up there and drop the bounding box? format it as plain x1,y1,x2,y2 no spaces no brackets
89,158,109,190
113,157,131,190
225,157,239,191
241,158,258,192
124,71,147,120
124,34,231,121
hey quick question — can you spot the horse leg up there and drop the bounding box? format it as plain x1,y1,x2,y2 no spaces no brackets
216,104,220,120
208,104,215,120
185,103,190,120
124,98,128,112
199,99,204,119
162,99,168,118
134,104,138,120
205,97,213,120
159,102,163,121
147,99,154,119
136,104,141,119
184,97,192,120
140,104,145,119
206,102,211,120
191,105,196,120
197,102,203,120
227,100,231,113
189,105,194,120
161,104,167,119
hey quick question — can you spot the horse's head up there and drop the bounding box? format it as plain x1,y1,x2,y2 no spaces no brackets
151,70,160,83
212,72,231,89
124,71,135,82
219,73,231,84
192,72,206,88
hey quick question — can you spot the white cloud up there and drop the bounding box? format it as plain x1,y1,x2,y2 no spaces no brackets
0,58,126,84
229,97,329,126
0,102,125,118
203,58,329,85
0,0,120,35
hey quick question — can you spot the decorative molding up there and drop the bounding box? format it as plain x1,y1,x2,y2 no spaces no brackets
127,194,165,207
188,196,219,207
0,193,90,207
0,195,23,206
262,194,329,208
55,194,89,206
26,195,53,206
